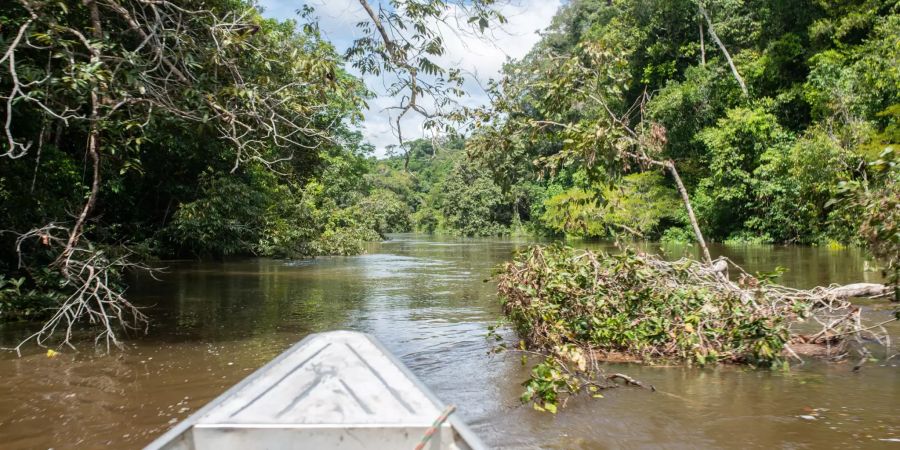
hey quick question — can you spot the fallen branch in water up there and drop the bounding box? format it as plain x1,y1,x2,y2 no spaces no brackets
4,224,155,355
607,373,655,391
825,283,892,299
506,346,656,412
498,244,895,411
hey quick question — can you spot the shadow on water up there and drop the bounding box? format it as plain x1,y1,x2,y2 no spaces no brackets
0,234,896,448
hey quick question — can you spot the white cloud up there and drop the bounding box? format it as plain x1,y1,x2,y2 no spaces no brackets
257,0,561,156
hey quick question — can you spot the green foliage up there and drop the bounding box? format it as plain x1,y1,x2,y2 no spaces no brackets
541,188,606,237
695,105,790,238
660,226,695,244
723,232,773,246
500,244,793,409
500,245,790,365
2,0,898,335
259,179,384,258
165,169,277,257
805,14,900,124
440,161,511,236
649,64,739,167
853,148,900,298
312,223,381,256
366,139,530,236
0,274,63,321
468,0,899,255
0,0,376,322
412,207,441,233
355,189,412,235
750,126,860,243
163,165,390,259
521,350,583,413
541,173,682,239
164,156,404,259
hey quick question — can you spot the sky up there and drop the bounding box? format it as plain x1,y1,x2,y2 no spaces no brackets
256,0,562,156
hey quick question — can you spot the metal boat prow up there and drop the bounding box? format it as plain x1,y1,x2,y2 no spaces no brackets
145,330,485,450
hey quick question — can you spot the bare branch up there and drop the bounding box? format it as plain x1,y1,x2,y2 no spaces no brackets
698,2,748,97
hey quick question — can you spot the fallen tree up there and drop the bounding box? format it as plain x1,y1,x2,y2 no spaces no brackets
825,283,893,299
498,244,894,411
460,0,898,413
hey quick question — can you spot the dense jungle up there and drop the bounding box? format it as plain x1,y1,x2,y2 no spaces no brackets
2,0,897,322
0,0,898,447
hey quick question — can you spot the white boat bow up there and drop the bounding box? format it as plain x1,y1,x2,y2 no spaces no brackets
145,330,486,450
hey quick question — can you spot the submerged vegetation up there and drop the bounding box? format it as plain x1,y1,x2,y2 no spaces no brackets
472,0,900,410
498,245,893,411
502,246,791,367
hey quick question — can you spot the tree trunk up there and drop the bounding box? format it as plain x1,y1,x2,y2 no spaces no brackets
620,149,713,264
698,2,747,97
826,283,890,299
61,109,101,260
61,0,104,264
666,161,712,264
699,19,706,66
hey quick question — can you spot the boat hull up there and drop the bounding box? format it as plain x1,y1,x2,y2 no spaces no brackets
144,331,485,450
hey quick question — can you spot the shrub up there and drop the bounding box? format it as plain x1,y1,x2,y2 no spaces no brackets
660,227,694,244
500,245,790,366
0,273,63,321
856,149,900,300
695,105,791,239
541,173,682,239
164,170,275,257
498,245,808,411
441,162,511,236
355,189,412,235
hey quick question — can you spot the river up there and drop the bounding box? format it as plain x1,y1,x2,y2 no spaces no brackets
0,234,897,449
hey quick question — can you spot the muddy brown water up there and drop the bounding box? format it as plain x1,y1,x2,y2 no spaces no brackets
0,235,897,449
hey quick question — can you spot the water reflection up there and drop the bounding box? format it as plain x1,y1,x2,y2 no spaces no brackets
0,234,896,449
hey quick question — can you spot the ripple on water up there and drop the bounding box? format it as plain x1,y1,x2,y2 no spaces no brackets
0,235,896,449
